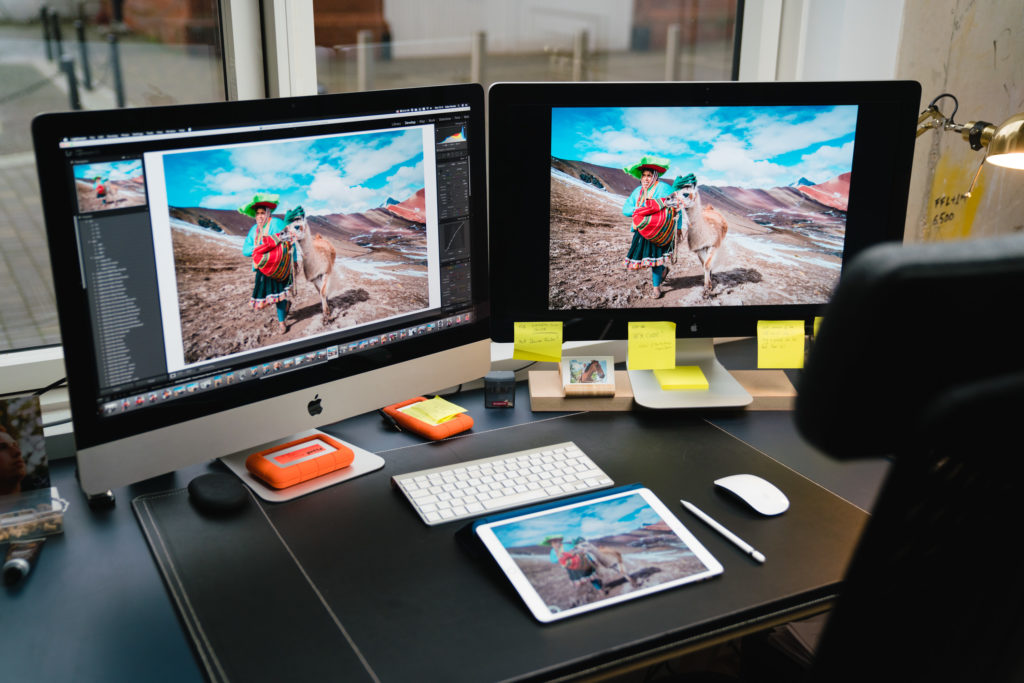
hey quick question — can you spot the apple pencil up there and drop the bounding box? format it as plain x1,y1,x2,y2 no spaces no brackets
680,500,766,564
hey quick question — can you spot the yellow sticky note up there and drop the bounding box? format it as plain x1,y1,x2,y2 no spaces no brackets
813,316,823,337
513,322,562,363
757,320,805,369
654,366,709,391
398,396,467,426
627,321,676,370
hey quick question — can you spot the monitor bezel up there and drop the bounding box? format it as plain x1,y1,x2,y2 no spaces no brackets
33,84,490,456
487,80,921,343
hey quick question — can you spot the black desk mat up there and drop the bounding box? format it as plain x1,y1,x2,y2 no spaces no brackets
135,411,867,682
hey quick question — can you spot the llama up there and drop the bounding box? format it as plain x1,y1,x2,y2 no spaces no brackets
285,213,337,318
671,183,728,297
572,539,637,589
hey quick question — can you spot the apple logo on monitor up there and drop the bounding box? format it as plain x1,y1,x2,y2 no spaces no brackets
307,394,323,417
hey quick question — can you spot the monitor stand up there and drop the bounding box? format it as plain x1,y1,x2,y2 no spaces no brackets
628,338,753,409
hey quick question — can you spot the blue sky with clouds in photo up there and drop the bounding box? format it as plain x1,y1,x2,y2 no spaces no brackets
492,493,663,549
161,127,425,216
73,159,142,182
551,105,857,189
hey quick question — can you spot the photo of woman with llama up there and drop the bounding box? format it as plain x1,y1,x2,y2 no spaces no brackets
548,104,858,309
145,126,439,366
72,159,147,212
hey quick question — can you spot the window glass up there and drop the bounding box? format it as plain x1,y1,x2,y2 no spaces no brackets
0,3,225,352
313,0,740,94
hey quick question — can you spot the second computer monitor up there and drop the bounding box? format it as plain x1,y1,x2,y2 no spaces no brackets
488,80,920,405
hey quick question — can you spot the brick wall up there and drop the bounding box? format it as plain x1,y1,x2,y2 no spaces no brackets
632,0,737,50
118,0,219,45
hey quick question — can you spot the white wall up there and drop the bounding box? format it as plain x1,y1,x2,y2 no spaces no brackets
801,0,903,80
382,0,633,57
744,0,905,81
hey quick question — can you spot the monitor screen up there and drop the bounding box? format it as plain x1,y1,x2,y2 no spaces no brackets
33,84,490,494
488,81,920,343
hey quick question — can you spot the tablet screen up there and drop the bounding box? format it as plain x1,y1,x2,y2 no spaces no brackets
474,486,723,622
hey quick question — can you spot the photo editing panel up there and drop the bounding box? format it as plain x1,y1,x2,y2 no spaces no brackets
61,102,479,416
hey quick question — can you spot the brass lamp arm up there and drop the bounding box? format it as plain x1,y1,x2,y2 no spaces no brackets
916,92,995,150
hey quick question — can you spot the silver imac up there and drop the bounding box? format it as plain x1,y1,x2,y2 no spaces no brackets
33,84,490,495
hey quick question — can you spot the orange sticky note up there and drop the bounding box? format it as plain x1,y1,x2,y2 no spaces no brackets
513,322,562,363
757,320,805,369
627,321,676,370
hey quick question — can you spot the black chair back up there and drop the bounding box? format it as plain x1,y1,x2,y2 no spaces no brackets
797,234,1024,682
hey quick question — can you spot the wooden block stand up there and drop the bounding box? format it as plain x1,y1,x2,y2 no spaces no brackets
528,369,796,412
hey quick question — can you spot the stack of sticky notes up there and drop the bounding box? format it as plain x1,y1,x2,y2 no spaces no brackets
627,321,709,392
653,366,709,390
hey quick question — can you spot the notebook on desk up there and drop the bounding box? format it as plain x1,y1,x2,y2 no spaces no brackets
472,484,723,622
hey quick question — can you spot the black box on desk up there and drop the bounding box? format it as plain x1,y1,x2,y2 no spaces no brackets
484,371,515,408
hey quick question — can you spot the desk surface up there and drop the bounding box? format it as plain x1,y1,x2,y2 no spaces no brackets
2,376,890,682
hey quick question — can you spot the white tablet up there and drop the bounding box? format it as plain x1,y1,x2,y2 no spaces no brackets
473,485,724,623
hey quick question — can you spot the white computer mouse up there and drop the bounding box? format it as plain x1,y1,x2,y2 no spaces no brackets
714,474,790,516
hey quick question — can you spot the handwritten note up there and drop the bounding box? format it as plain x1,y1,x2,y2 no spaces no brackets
398,396,467,426
757,320,805,369
654,366,708,391
627,321,676,370
921,155,983,241
513,321,562,363
930,191,972,233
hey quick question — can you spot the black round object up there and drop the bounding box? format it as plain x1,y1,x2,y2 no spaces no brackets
187,473,249,514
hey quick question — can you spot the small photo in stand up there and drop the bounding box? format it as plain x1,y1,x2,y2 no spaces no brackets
0,394,50,496
560,356,615,397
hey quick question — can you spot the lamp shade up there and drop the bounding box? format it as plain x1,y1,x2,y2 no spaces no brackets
986,112,1024,170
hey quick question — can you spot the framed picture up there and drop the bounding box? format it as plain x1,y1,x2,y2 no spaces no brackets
0,394,49,496
560,356,615,397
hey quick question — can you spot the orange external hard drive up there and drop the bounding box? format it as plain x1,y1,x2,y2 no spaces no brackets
381,397,474,440
245,433,354,489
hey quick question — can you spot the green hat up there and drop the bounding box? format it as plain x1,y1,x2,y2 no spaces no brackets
238,192,280,218
623,155,671,179
673,173,697,190
541,534,564,545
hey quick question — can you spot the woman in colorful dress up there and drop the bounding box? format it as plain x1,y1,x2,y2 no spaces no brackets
240,192,294,334
542,535,602,590
621,155,679,299
94,176,108,206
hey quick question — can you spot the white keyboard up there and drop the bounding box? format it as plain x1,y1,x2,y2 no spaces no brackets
392,441,614,526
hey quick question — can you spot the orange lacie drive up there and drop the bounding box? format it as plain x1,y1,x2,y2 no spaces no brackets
245,433,354,489
381,397,474,440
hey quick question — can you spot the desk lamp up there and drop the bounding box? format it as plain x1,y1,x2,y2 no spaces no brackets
916,92,1024,194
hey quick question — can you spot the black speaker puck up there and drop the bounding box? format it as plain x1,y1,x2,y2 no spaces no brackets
187,473,249,514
